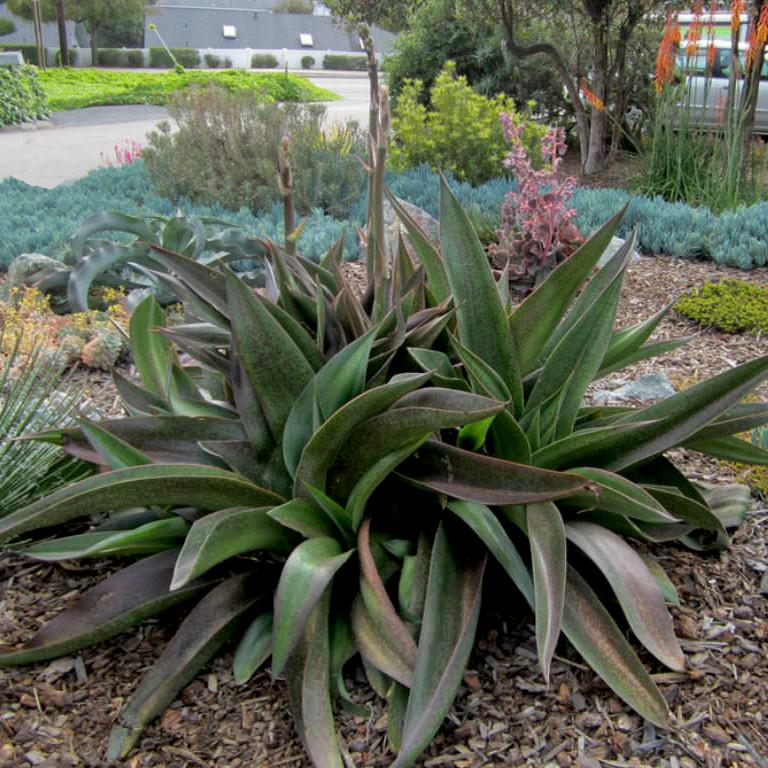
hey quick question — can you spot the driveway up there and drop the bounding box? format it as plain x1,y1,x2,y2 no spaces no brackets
0,74,369,188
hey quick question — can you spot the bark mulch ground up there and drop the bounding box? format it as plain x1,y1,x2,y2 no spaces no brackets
2,254,768,768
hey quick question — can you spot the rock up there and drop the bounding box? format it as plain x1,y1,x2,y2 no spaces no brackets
592,373,676,404
597,236,642,267
2,253,69,301
361,198,439,261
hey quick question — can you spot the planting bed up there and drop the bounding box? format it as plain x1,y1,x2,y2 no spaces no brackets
1,254,767,767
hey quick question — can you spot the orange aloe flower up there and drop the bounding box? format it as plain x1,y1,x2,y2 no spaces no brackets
686,1,704,57
732,0,745,36
580,79,604,111
757,2,768,47
655,12,679,93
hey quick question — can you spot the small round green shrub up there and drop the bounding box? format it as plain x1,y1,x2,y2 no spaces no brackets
301,55,315,69
251,53,278,69
204,53,222,68
675,279,768,335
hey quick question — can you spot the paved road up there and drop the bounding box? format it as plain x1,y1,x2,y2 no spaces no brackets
0,75,370,188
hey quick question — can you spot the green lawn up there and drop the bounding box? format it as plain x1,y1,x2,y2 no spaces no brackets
39,68,339,111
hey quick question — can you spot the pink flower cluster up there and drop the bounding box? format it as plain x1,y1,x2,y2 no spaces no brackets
101,140,144,167
489,114,581,284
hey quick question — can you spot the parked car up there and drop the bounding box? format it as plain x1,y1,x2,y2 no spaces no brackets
679,41,768,133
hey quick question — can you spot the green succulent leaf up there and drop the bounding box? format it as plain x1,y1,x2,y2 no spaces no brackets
294,372,430,496
401,440,592,506
272,537,353,677
439,175,522,414
599,302,674,374
130,296,174,399
332,388,505,501
687,402,768,441
283,329,378,478
385,188,450,303
78,419,153,469
561,567,669,728
0,550,209,666
107,573,260,760
285,591,345,768
684,435,768,465
233,611,273,684
171,506,296,590
226,272,315,443
562,467,680,524
565,521,685,671
447,500,532,603
535,355,768,471
268,498,338,539
392,523,486,768
0,465,284,544
357,520,418,680
23,518,189,561
510,205,626,374
527,502,566,682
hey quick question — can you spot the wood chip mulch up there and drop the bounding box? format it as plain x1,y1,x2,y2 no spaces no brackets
2,255,768,768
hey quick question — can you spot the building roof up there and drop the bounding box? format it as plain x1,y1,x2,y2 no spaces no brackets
144,7,397,53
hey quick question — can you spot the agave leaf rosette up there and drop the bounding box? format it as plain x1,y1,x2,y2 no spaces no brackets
1,177,767,768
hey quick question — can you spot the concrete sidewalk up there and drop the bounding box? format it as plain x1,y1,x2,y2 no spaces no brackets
0,75,369,188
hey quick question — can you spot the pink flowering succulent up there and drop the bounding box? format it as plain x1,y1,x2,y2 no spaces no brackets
101,140,144,167
489,114,583,295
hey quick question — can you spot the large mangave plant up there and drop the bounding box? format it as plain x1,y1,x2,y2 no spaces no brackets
3,100,768,768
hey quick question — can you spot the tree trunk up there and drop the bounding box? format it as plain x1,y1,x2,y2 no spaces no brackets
499,0,594,173
54,0,68,66
90,25,98,67
583,13,608,174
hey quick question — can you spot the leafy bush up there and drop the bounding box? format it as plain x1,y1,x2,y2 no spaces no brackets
1,141,766,768
98,48,144,67
0,44,40,65
323,53,366,71
142,86,366,218
149,46,200,68
251,53,278,69
38,67,337,111
301,54,315,69
204,53,222,68
675,279,768,335
0,64,49,126
389,62,546,186
126,49,144,67
223,57,232,68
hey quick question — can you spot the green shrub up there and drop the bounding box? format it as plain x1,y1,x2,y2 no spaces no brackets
301,54,315,69
204,52,222,68
390,61,546,186
0,44,41,65
322,53,366,71
126,49,144,67
149,46,200,68
97,48,143,67
37,68,337,111
675,279,768,335
0,64,49,126
251,53,278,69
142,85,366,218
223,57,232,68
